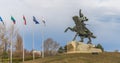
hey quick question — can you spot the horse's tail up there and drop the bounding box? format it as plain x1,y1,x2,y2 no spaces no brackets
89,33,96,38
91,35,96,38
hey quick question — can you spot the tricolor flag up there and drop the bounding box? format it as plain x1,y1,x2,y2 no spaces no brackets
42,17,46,26
11,16,16,24
0,16,4,24
33,16,39,24
23,15,27,25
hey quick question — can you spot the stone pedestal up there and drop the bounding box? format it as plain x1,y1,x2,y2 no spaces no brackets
67,41,102,53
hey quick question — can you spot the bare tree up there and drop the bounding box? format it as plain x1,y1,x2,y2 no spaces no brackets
14,33,23,58
15,33,23,52
44,38,60,56
0,24,18,58
0,24,9,55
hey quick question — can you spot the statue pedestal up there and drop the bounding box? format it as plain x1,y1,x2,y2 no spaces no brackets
67,41,102,53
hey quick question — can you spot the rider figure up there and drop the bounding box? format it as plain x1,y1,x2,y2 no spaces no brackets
79,9,89,35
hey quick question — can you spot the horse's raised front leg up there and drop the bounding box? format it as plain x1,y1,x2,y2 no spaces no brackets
64,27,74,32
64,27,70,32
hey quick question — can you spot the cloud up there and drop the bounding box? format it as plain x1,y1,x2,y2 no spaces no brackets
0,0,120,51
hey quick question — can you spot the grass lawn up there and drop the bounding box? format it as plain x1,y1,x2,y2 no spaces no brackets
22,52,120,63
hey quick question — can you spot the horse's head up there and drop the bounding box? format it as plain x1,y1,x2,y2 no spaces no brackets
72,16,88,24
79,16,88,23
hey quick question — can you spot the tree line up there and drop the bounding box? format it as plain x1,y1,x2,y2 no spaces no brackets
0,24,104,62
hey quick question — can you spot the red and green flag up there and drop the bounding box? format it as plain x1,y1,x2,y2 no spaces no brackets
11,16,16,24
23,15,27,25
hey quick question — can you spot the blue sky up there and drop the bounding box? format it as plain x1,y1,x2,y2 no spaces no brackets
0,0,120,52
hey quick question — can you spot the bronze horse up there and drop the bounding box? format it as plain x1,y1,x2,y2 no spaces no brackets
65,10,96,44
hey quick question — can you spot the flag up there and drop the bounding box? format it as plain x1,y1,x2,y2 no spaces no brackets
11,16,16,24
23,15,27,25
33,16,39,24
42,17,46,26
0,16,4,24
42,20,45,24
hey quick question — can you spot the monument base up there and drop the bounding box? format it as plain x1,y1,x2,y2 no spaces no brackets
67,41,102,53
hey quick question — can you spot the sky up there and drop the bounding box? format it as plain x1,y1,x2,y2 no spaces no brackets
0,0,120,52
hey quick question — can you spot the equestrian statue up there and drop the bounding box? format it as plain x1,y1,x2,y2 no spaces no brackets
64,9,96,44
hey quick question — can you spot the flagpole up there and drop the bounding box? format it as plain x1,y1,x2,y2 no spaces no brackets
22,15,27,62
32,24,35,60
10,25,13,63
23,26,25,62
32,16,39,60
10,16,16,63
42,22,45,58
41,17,46,58
41,27,44,58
